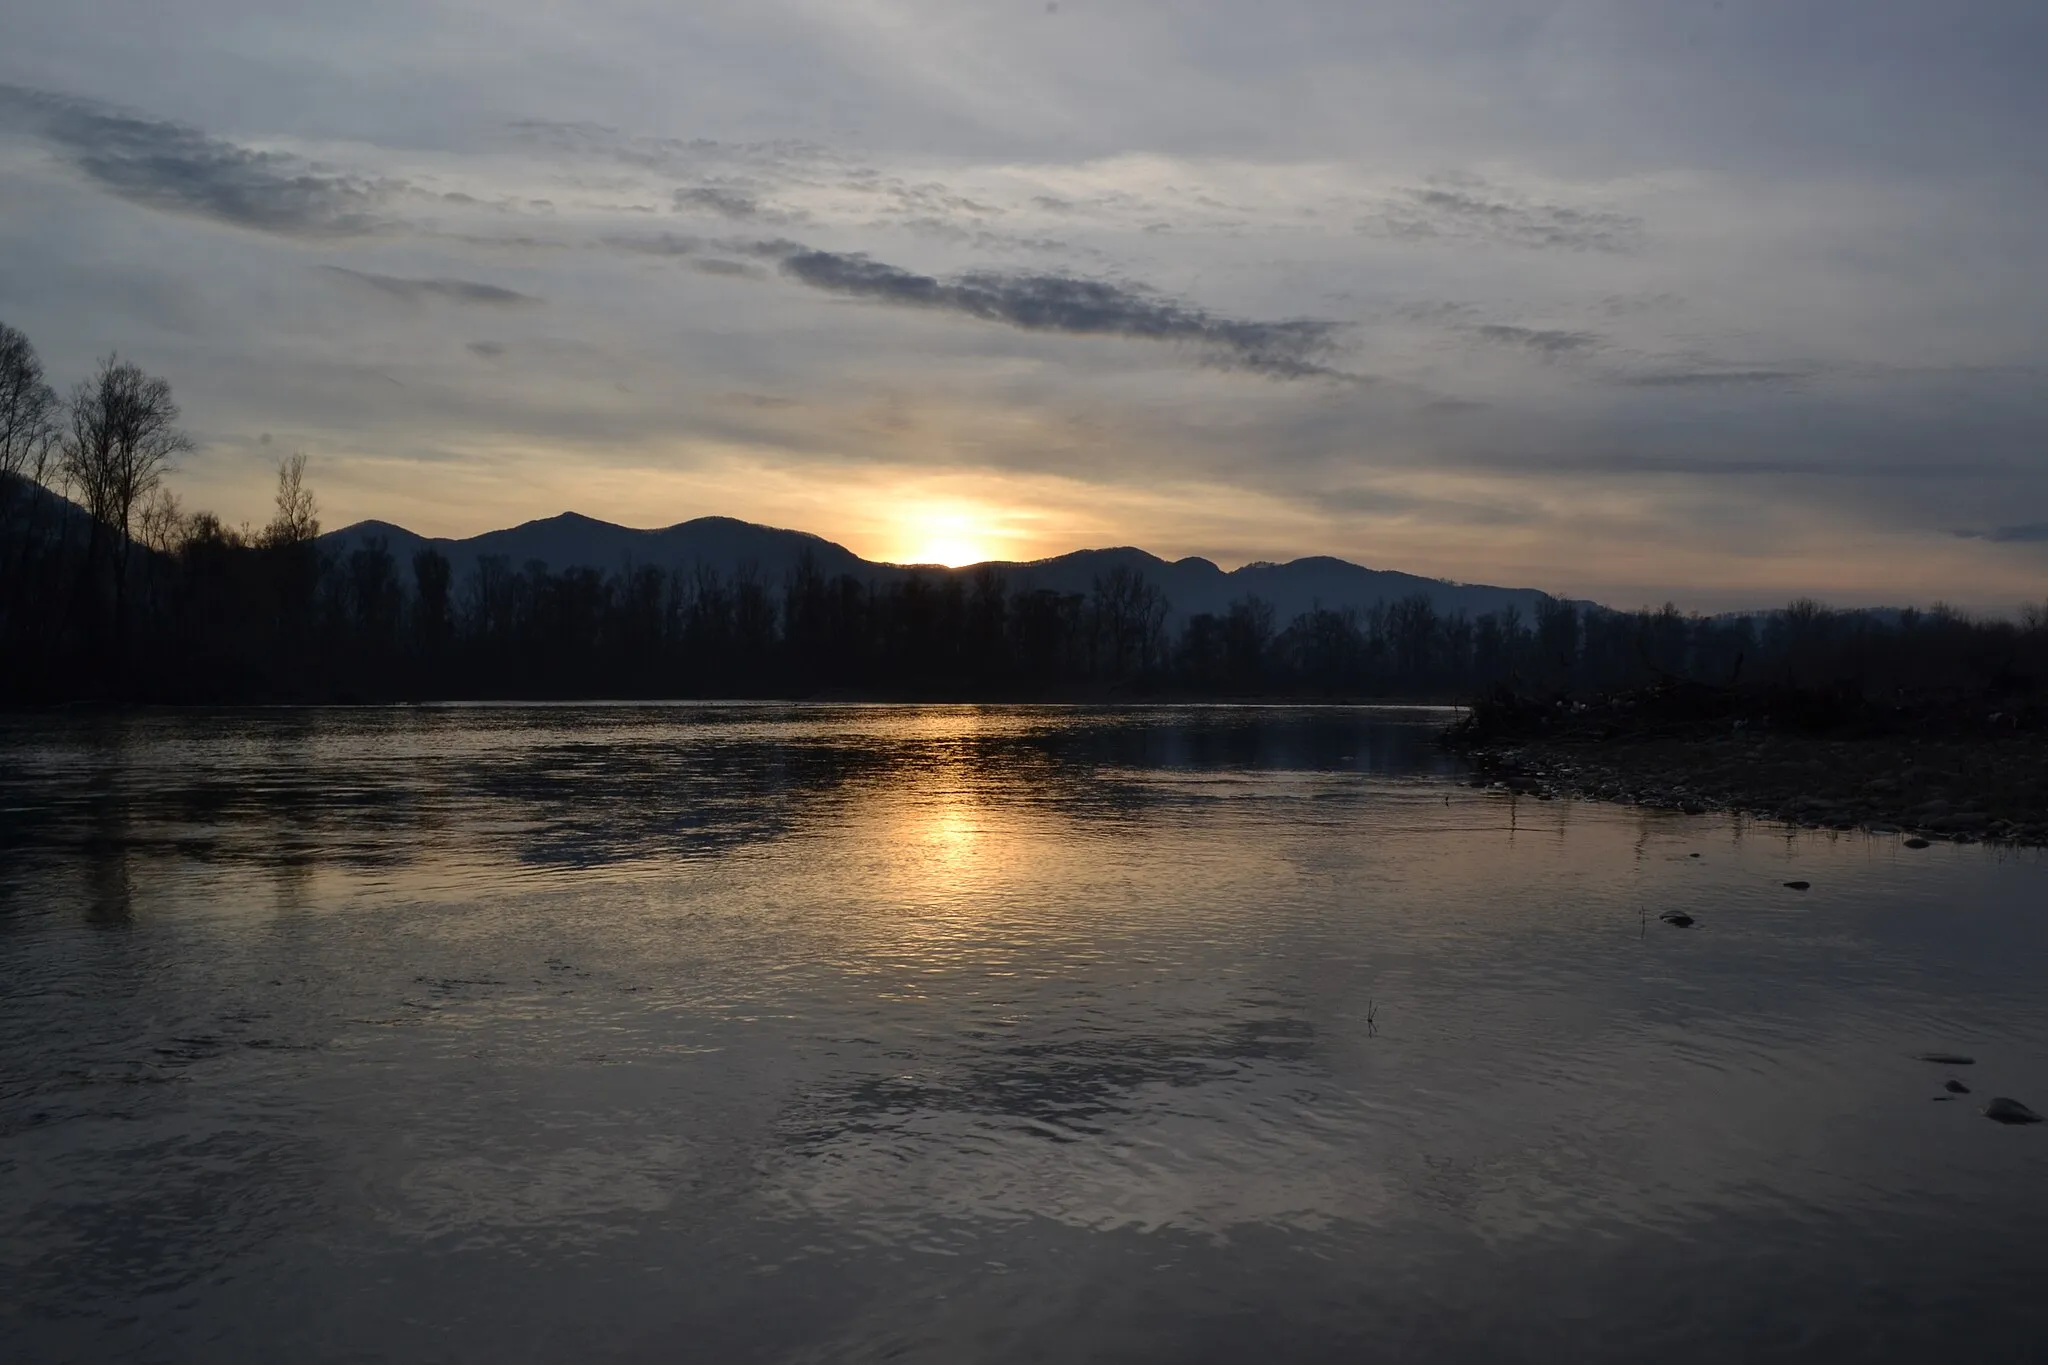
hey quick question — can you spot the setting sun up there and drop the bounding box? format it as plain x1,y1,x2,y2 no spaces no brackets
894,502,1000,567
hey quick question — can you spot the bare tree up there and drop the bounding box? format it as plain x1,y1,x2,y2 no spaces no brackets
0,322,61,514
137,485,187,556
264,451,319,547
61,354,193,653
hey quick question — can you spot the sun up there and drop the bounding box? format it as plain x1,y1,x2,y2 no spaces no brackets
897,503,997,567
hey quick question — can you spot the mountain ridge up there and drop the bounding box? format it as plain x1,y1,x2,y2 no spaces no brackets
320,509,1577,625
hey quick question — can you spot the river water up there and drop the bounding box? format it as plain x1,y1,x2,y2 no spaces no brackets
2,704,2044,1362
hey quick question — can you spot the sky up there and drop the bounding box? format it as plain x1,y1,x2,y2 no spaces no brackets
2,1,2046,611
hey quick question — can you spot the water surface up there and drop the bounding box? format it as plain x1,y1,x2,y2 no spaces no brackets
3,705,2045,1362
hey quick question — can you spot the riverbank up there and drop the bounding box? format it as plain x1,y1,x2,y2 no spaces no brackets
1446,686,2048,847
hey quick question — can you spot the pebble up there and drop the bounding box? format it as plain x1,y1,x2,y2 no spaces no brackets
1783,880,1811,890
1983,1098,2045,1125
1916,1053,1976,1065
1903,837,1931,849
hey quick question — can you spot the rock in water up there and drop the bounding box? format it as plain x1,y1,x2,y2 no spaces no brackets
1983,1098,2044,1125
1903,837,1931,849
1659,911,1695,928
1946,1079,1971,1094
1783,880,1811,890
1916,1053,1977,1065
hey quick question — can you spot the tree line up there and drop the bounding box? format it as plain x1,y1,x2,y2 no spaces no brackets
4,319,2045,708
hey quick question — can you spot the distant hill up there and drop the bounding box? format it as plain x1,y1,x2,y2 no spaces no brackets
321,509,1571,624
989,547,1562,626
321,512,870,593
0,471,94,548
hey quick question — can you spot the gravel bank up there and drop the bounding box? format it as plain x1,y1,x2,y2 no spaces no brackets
1452,727,2048,847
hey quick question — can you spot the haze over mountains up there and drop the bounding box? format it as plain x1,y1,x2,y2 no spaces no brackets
320,512,1573,626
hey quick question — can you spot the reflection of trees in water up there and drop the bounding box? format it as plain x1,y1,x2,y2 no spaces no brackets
0,708,1450,894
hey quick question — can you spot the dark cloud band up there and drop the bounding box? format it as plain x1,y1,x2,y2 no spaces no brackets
1620,368,1808,388
0,84,389,237
1953,523,2048,544
320,266,539,306
773,248,1349,380
1473,324,1600,355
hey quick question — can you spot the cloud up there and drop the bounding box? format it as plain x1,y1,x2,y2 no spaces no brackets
1953,523,2048,544
691,258,764,279
604,232,707,257
1473,324,1600,355
675,186,763,219
1619,368,1809,388
603,233,805,261
773,248,1350,379
1364,182,1643,253
320,267,539,306
0,83,390,236
673,185,811,226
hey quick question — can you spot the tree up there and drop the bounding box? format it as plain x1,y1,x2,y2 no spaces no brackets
61,354,193,657
0,322,61,510
263,452,319,547
413,548,453,657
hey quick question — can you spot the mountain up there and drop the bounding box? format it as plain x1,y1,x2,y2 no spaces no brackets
0,470,96,549
319,511,1570,624
989,547,1560,626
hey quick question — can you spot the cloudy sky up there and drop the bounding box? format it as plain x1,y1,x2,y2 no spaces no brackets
3,2,2045,609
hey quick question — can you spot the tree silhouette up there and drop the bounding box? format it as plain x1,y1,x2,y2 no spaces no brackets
60,354,192,663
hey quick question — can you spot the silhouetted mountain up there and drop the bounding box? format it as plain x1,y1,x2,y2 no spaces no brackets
991,546,1561,625
321,511,1568,623
322,511,871,592
0,471,94,547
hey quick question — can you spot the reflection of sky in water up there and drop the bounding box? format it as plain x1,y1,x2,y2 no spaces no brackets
2,705,2046,1361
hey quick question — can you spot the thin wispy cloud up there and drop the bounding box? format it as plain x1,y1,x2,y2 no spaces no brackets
319,267,539,306
1619,368,1810,388
1472,324,1601,355
1953,523,2048,544
1364,182,1644,253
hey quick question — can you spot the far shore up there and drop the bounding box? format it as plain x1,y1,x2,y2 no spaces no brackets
1445,687,2048,848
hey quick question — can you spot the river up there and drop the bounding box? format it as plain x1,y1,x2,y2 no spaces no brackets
3,704,2044,1361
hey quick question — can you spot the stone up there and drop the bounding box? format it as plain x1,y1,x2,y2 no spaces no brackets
1946,1079,1971,1094
1903,837,1931,849
1659,911,1696,928
1926,812,1991,833
1916,1053,1976,1065
1783,881,1811,890
1983,1098,2044,1125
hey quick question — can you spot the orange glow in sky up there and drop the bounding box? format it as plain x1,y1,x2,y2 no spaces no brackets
885,500,1008,567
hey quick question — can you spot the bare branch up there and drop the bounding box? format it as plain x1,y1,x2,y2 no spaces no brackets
265,451,319,546
0,321,61,505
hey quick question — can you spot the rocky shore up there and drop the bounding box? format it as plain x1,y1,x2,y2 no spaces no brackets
1445,687,2048,847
